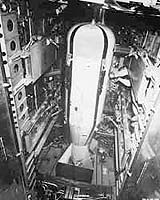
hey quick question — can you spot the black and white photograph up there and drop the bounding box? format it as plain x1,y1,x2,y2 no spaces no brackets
0,0,160,199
